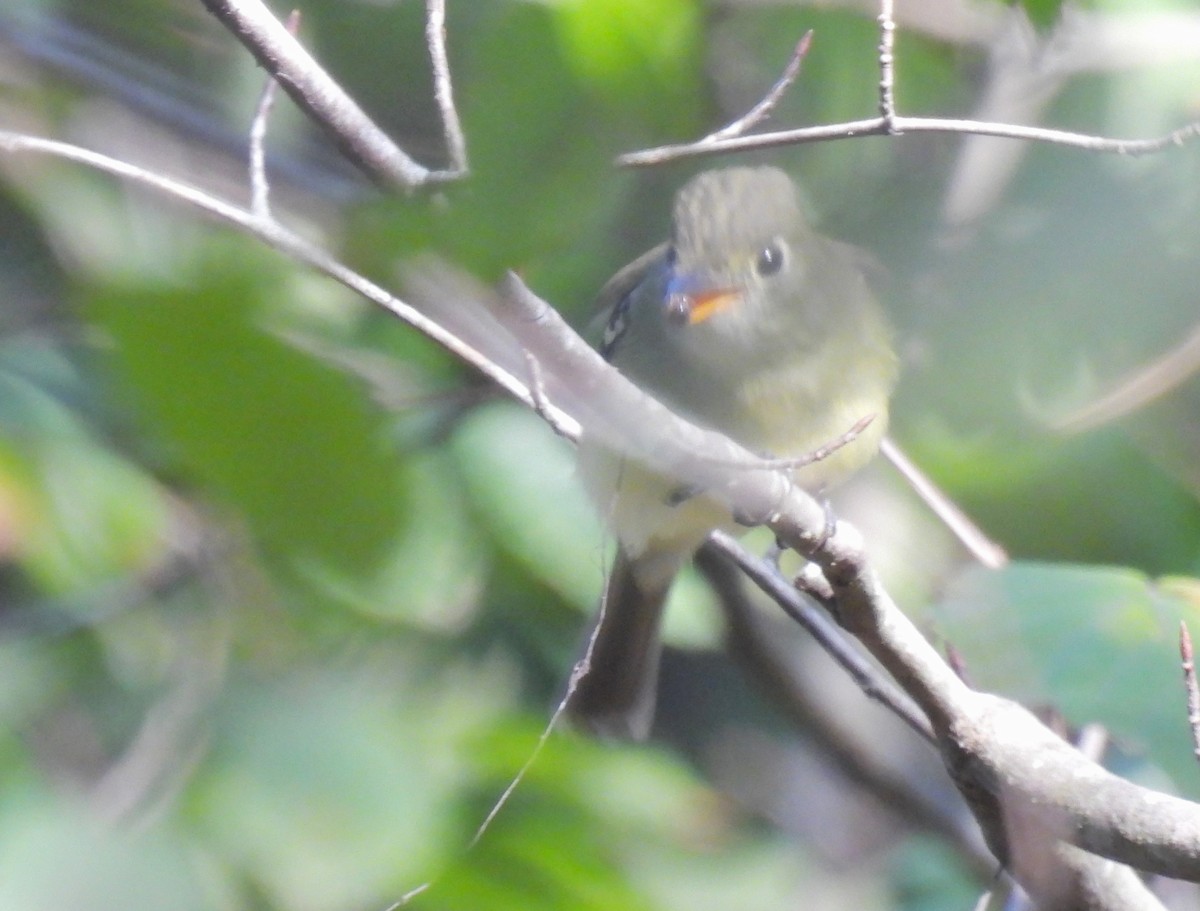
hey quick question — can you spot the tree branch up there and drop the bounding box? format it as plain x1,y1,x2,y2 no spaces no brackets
697,542,997,874
7,31,1200,892
198,0,461,189
424,0,467,176
698,31,812,146
706,532,932,742
1181,622,1200,766
0,132,549,431
618,1,1200,169
480,271,1200,907
619,105,1200,169
880,438,1008,569
247,7,299,217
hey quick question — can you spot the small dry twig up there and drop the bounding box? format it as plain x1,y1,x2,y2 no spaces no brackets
880,437,1008,569
247,8,301,217
0,132,548,429
705,31,812,144
877,0,897,122
199,0,462,189
618,1,1200,168
425,0,468,176
708,531,933,741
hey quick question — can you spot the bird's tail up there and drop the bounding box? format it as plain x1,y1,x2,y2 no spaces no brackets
566,548,679,740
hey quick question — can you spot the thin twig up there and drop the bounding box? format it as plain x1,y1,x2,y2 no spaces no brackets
247,79,274,219
878,0,897,124
750,414,873,471
618,5,1200,170
522,351,577,441
1181,622,1200,765
0,132,562,431
880,437,1008,569
701,543,994,870
425,0,468,175
706,31,813,143
388,558,617,909
390,591,592,906
619,112,1200,167
708,531,934,742
199,0,456,189
248,8,300,217
698,413,873,472
896,113,1200,153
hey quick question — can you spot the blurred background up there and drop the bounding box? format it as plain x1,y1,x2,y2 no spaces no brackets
2,0,1200,908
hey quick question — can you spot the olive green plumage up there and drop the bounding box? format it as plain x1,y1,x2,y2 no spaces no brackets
571,167,897,739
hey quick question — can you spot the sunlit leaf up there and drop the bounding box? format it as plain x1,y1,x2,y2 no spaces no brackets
933,560,1200,794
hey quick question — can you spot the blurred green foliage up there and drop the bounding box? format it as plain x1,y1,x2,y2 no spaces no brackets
2,0,1200,908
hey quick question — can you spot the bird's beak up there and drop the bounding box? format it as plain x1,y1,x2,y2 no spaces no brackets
666,286,744,326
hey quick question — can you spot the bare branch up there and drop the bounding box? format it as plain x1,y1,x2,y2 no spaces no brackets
708,531,933,742
248,8,300,217
877,0,897,123
705,31,812,144
698,542,996,872
880,114,1200,155
247,80,275,218
0,131,552,429
942,693,1182,907
198,0,456,190
618,4,1200,169
698,413,873,472
619,110,1200,168
425,0,468,175
9,128,1200,901
521,351,578,442
880,437,1008,569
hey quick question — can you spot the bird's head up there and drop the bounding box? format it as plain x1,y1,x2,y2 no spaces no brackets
664,166,812,337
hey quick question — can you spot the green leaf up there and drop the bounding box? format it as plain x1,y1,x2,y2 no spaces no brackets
932,561,1200,793
450,402,601,611
196,671,457,911
11,439,169,596
332,449,488,630
551,0,701,117
85,241,406,585
1017,0,1065,32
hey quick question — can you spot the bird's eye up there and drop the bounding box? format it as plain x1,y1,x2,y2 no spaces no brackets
754,241,786,277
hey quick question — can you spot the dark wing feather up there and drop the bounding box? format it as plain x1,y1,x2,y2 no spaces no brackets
588,242,670,359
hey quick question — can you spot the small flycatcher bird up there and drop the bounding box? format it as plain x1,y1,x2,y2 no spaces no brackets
570,166,897,739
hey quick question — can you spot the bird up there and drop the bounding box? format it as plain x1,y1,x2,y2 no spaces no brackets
569,166,897,740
